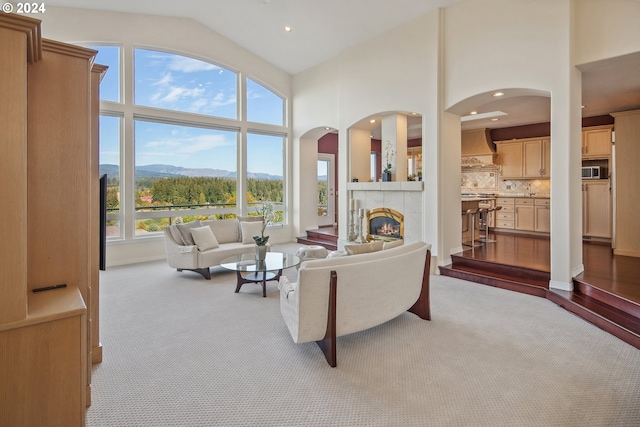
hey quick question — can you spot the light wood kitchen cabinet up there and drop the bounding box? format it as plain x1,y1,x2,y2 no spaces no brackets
611,110,640,257
582,126,612,159
583,180,611,238
515,198,535,231
495,197,550,234
523,138,550,178
497,137,550,179
534,198,551,233
495,198,515,229
497,142,523,179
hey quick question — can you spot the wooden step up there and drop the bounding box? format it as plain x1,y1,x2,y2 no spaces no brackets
296,237,337,251
548,288,640,350
573,278,640,318
305,230,338,244
439,264,548,297
450,254,550,287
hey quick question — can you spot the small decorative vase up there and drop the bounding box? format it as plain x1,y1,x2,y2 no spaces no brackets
255,244,267,261
382,172,391,182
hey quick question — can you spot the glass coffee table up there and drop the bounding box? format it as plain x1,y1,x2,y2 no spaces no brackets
220,252,301,297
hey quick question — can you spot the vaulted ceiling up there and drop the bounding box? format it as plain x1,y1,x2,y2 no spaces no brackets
46,0,640,131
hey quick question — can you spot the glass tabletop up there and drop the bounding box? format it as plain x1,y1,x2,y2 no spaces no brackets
220,252,301,273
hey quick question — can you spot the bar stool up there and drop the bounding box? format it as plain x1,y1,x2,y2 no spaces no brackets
463,208,482,248
481,206,502,243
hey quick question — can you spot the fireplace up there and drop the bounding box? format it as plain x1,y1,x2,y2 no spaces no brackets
367,207,403,241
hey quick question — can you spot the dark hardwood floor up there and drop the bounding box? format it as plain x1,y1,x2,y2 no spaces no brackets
439,232,640,349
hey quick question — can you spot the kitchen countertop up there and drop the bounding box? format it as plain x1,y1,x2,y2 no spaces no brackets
461,196,496,201
495,193,550,199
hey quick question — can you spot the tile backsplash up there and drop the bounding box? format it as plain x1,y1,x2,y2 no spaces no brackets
462,169,550,196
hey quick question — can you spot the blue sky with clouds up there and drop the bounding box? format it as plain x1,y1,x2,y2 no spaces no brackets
95,47,284,176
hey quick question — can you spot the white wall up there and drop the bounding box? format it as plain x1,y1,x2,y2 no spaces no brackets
575,0,640,66
292,11,442,256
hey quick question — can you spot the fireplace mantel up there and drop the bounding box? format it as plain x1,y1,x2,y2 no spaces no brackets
346,181,423,192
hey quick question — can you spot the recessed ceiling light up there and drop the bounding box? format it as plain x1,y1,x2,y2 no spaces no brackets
493,92,504,97
284,26,292,32
470,111,478,115
325,127,331,130
370,119,376,123
461,110,507,122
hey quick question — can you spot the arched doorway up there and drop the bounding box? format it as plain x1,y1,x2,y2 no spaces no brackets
442,88,553,292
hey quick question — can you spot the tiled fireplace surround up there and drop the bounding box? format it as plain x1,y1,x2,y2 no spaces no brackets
345,182,424,246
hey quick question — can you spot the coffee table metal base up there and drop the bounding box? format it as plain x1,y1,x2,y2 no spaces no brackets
234,270,282,297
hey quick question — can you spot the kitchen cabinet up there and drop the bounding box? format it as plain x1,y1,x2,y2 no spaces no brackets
496,142,523,179
495,197,550,234
582,126,612,159
611,110,640,257
496,137,550,179
534,198,551,233
495,198,515,229
583,180,611,238
515,198,535,231
523,138,550,178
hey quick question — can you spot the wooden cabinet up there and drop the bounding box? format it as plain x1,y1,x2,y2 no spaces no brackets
497,137,550,179
495,198,515,229
0,289,87,427
583,180,611,238
611,110,640,257
522,138,550,178
534,198,551,233
515,198,535,231
582,126,612,159
497,142,523,179
0,14,100,426
496,197,550,234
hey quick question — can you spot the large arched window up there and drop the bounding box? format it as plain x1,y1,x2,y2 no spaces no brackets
88,45,287,240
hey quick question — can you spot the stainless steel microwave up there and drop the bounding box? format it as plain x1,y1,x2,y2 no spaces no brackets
582,166,603,179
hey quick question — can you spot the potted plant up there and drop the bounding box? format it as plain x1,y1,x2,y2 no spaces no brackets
253,202,274,261
382,141,395,182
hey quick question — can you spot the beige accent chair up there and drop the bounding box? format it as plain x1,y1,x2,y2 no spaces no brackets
278,240,431,366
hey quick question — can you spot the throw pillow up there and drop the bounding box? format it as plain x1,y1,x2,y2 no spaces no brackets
202,219,239,244
190,226,219,251
383,239,404,250
344,240,384,255
240,221,264,244
176,220,202,246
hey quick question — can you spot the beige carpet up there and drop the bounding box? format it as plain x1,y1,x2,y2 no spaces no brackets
87,243,640,426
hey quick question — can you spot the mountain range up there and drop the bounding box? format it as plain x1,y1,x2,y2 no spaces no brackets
99,164,282,180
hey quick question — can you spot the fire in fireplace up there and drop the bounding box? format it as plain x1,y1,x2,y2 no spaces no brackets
367,207,404,241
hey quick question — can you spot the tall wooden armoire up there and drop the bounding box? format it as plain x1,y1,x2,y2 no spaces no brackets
0,13,103,427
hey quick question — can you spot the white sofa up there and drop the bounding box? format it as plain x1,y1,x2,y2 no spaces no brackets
278,240,431,367
164,217,266,279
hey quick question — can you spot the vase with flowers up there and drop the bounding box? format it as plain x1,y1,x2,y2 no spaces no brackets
382,140,395,182
253,202,274,261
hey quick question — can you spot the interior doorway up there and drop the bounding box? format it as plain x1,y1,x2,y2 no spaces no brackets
317,153,335,226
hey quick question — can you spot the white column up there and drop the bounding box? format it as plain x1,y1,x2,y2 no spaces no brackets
381,114,408,181
549,60,583,291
